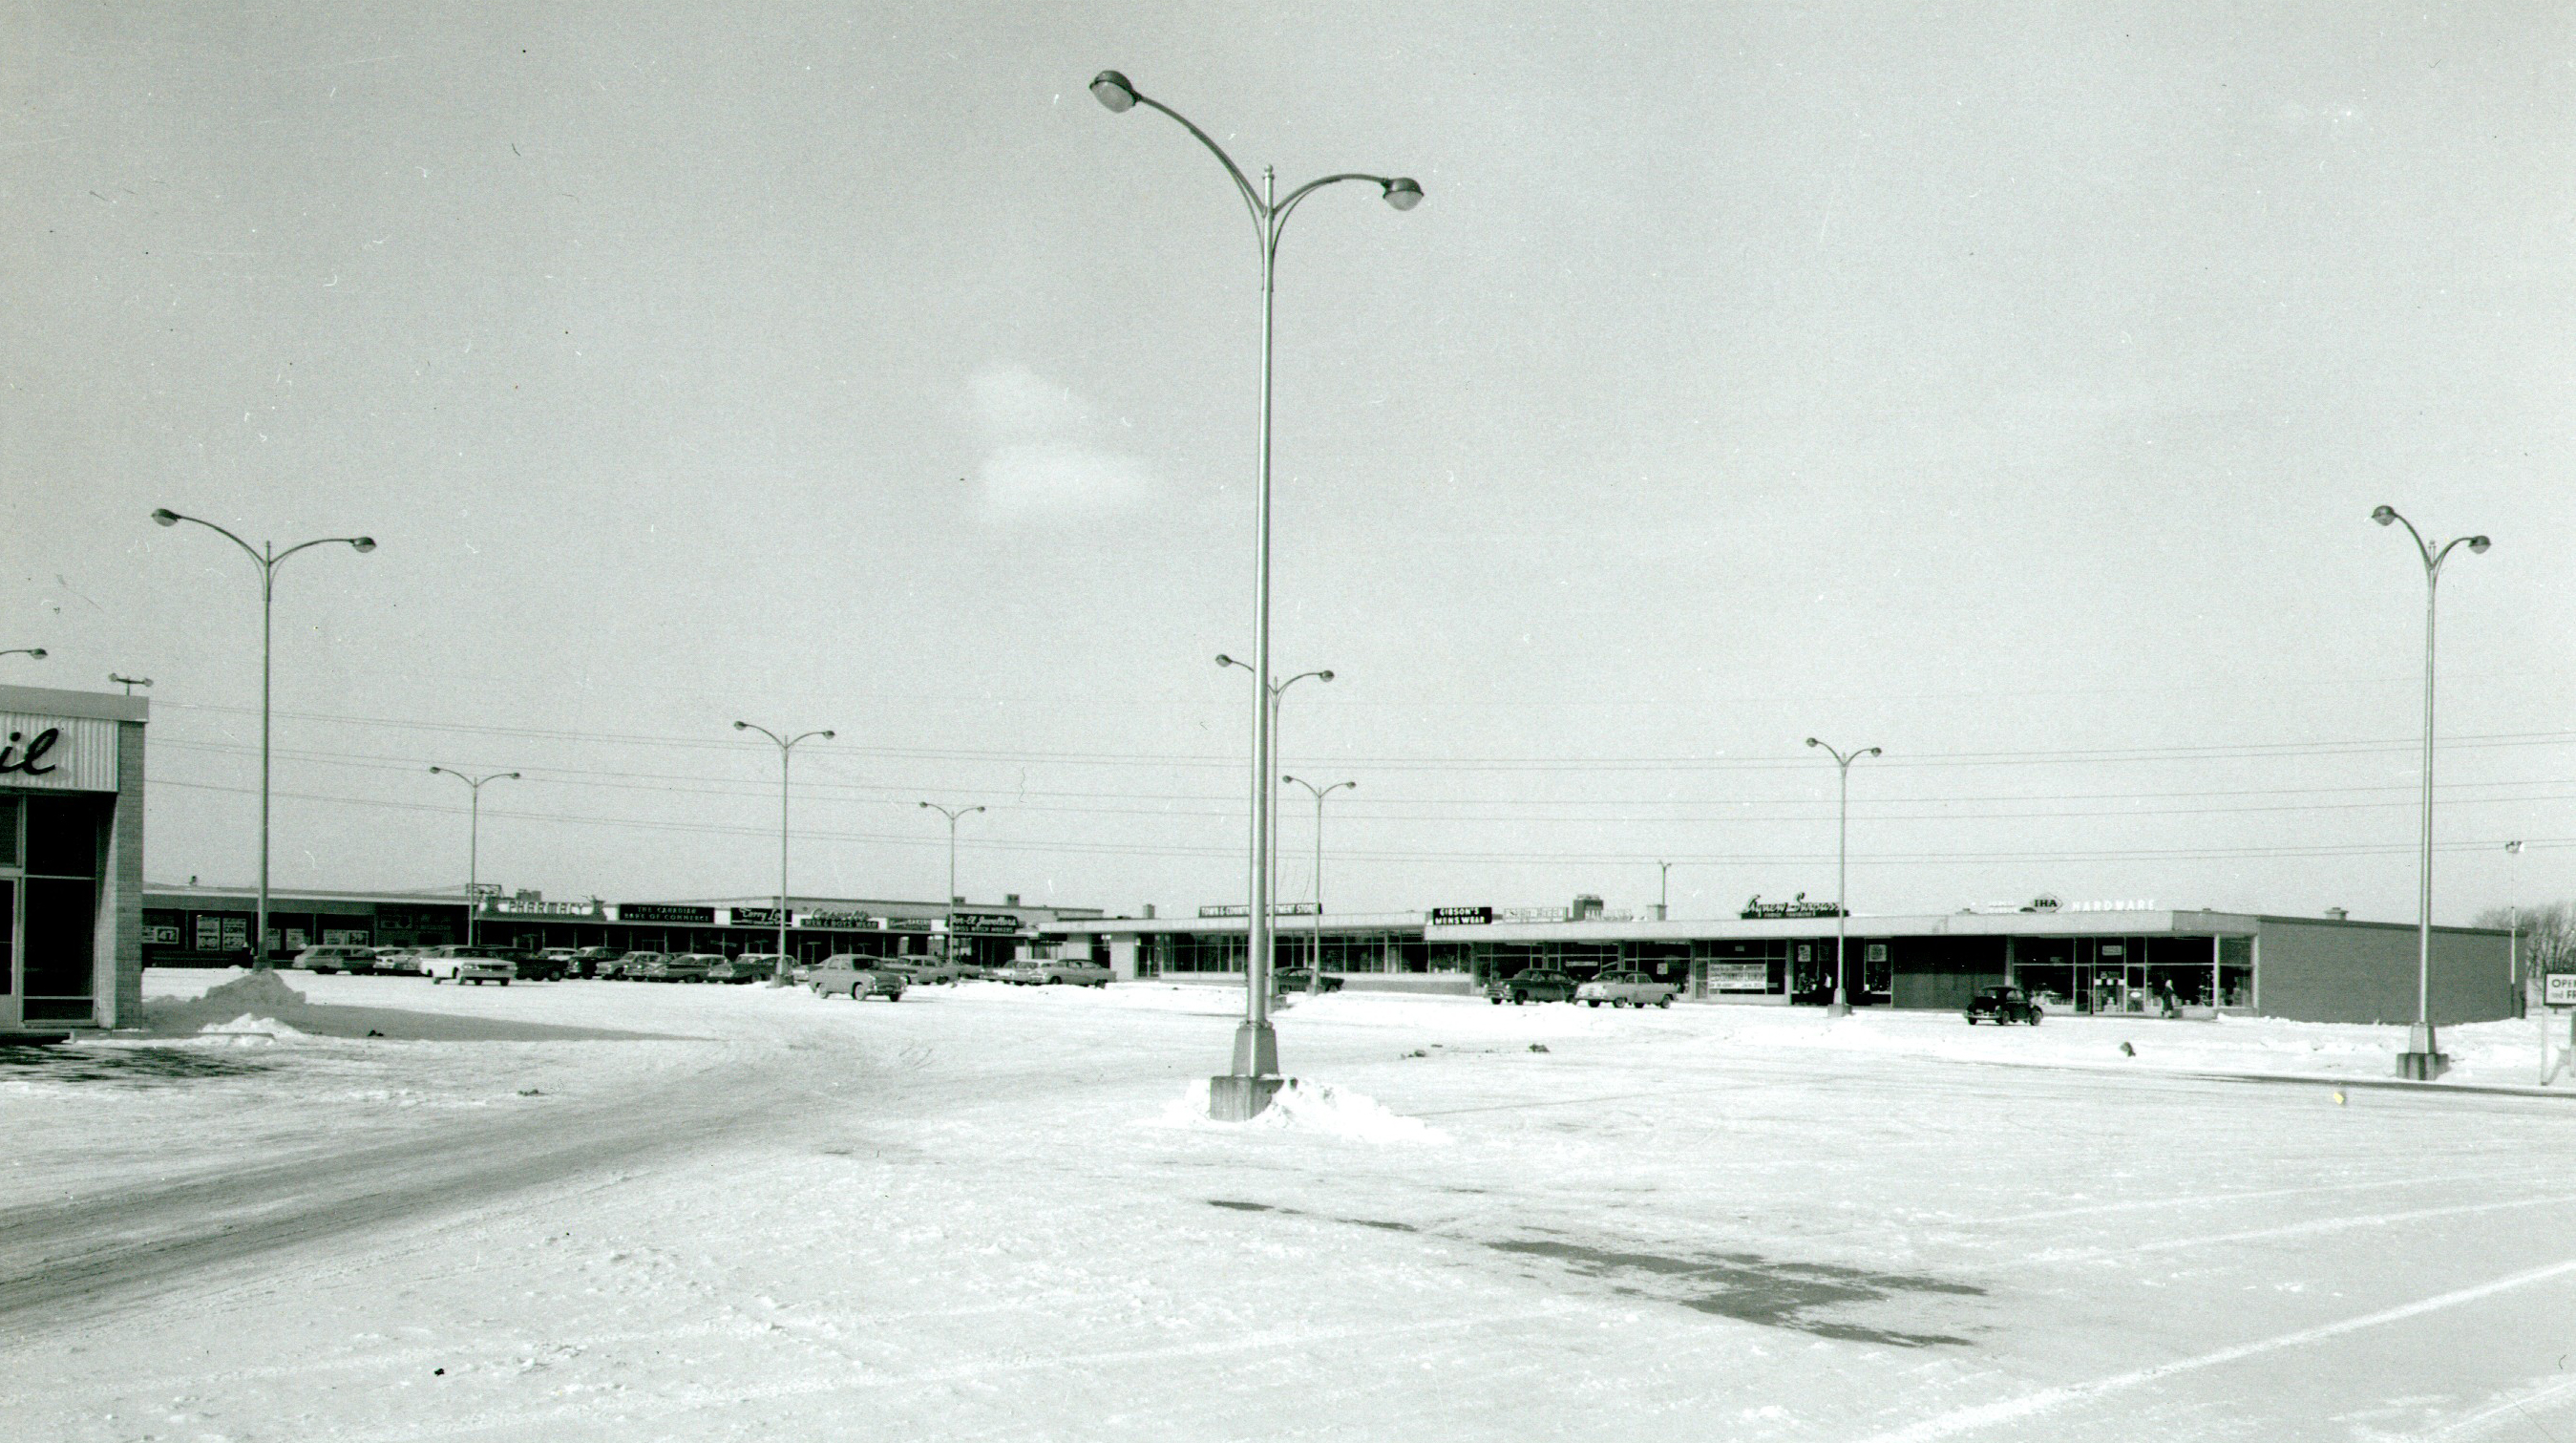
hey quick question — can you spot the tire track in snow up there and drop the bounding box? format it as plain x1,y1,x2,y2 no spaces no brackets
1853,1256,2576,1442
1948,1192,2576,1273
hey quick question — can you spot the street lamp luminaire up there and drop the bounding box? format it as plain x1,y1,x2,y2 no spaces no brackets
428,768,520,946
1281,775,1355,995
734,721,834,980
0,648,45,663
1805,737,1882,1017
919,801,986,966
151,508,375,968
1098,68,1418,1119
2373,505,2488,1078
109,674,154,695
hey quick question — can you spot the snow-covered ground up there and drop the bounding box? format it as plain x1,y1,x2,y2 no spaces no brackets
5,971,2573,1441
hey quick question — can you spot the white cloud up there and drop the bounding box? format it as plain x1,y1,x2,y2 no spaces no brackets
965,363,1152,518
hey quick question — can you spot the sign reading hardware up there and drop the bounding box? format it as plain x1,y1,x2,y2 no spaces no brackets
798,909,875,929
1197,902,1322,919
947,911,1024,935
617,903,714,924
1428,906,1493,926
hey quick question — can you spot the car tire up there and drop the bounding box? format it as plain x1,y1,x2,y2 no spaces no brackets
2028,1012,2041,1026
1489,996,1502,1006
1658,996,1673,1008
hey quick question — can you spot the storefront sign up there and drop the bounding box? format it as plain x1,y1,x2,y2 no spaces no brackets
1197,902,1320,919
948,911,1023,936
0,712,119,792
285,928,308,950
482,897,604,919
221,918,249,950
730,907,789,928
1707,962,1770,992
1428,906,1493,926
144,924,181,946
799,910,875,929
884,918,935,932
2547,973,2576,1009
1741,895,1844,920
194,917,224,950
323,928,370,946
616,903,714,924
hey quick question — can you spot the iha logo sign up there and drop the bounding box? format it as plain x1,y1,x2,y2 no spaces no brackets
0,727,61,776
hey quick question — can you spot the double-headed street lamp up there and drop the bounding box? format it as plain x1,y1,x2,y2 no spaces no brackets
1217,656,1333,948
2374,505,2489,1078
1281,775,1355,994
151,508,375,968
919,801,985,965
734,721,834,979
109,673,154,695
1096,68,1419,1115
428,768,519,946
1805,737,1882,1017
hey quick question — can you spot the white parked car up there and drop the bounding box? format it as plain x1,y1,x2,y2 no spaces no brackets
995,958,1111,987
1574,971,1679,1008
421,946,516,986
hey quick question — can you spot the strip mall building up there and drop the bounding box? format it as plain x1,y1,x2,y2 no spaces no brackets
1043,897,2520,1025
0,684,149,1037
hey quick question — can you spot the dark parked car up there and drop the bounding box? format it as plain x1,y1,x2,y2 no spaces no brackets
1965,985,2043,1026
605,951,663,980
570,946,624,978
1489,967,1580,1005
1271,967,1344,994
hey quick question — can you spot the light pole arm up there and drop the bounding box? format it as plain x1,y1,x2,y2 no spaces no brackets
156,511,265,568
1269,173,1407,259
1126,92,1266,236
272,536,373,566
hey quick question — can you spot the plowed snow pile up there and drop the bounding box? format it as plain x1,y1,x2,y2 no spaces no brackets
1157,1076,1447,1143
140,969,323,1040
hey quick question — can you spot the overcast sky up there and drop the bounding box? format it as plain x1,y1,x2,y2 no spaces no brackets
5,3,2571,924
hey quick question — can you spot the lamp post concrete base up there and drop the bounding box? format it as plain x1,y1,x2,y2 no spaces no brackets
2397,1023,2447,1080
1826,988,1851,1019
1231,1020,1279,1076
1209,1073,1286,1121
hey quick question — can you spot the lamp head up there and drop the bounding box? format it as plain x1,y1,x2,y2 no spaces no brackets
24,648,44,660
2371,505,2397,526
2507,840,2525,854
1804,737,1821,749
1866,747,1883,757
1214,653,1237,668
1382,178,1424,211
505,772,522,780
1089,70,1137,113
350,537,376,553
152,508,179,527
2468,535,2491,553
820,730,836,740
1282,775,1300,788
918,800,931,809
429,766,445,775
732,720,749,732
1318,669,1335,683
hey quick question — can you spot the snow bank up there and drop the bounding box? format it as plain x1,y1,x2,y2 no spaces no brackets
141,969,323,1039
1157,1077,1448,1144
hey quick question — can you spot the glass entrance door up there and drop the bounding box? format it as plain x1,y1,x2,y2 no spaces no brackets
0,880,17,1031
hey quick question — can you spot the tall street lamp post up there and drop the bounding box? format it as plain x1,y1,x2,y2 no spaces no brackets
1095,68,1418,1119
919,801,986,966
428,768,519,946
2505,839,2525,1016
1282,775,1354,994
2373,505,2489,1078
734,721,834,980
1218,656,1332,948
1805,737,1881,1017
1658,859,1675,919
151,508,375,968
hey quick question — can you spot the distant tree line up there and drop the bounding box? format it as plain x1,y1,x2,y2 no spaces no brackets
2476,903,2576,984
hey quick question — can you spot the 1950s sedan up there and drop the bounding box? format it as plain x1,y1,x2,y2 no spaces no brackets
1965,986,2043,1026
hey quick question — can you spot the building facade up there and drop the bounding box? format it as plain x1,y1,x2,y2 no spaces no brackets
1,684,148,1035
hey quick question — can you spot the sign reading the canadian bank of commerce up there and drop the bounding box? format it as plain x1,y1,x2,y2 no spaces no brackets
617,903,714,925
1428,906,1493,926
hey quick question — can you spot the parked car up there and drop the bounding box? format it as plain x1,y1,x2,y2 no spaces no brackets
636,952,718,983
511,949,572,982
879,958,963,986
422,947,516,986
290,944,376,975
707,954,782,984
368,947,420,976
1965,986,2043,1026
1270,967,1344,994
569,946,625,978
1575,970,1678,1008
995,957,1111,987
807,955,907,1002
1489,967,1580,1005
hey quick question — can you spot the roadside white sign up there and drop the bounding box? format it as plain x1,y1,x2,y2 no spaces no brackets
2545,973,2576,1008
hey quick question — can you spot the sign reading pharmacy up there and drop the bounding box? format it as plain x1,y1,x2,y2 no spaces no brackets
481,897,605,919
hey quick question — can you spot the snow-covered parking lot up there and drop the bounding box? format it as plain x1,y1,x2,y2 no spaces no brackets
5,971,2573,1442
